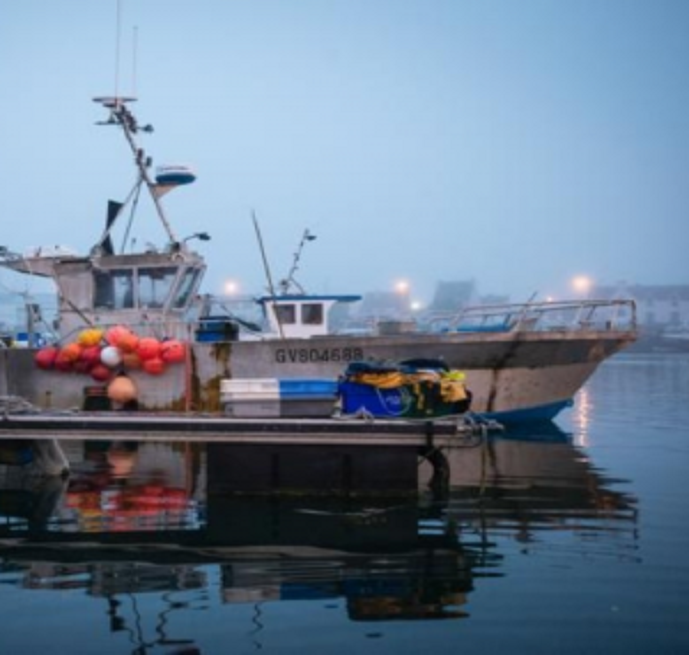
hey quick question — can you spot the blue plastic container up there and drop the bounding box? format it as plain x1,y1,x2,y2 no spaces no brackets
279,379,338,400
338,381,414,417
195,317,239,342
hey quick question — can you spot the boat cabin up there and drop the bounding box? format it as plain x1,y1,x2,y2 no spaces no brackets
256,294,361,339
51,250,206,339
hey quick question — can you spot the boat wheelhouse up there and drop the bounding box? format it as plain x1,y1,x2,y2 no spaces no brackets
257,294,362,339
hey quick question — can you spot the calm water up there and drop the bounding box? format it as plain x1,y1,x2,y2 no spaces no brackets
1,353,688,654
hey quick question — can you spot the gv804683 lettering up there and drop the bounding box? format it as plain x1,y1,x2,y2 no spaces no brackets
275,348,365,365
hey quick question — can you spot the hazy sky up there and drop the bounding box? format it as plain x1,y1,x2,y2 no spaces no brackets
1,0,688,305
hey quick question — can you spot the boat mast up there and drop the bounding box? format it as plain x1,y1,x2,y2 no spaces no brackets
252,211,285,339
93,96,179,248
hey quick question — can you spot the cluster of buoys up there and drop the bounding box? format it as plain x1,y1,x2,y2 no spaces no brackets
34,325,187,382
66,486,189,515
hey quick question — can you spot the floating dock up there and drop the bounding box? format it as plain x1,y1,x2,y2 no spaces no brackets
0,411,481,446
0,405,500,494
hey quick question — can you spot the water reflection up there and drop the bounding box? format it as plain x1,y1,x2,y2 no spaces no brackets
65,441,204,534
421,424,638,564
0,427,638,645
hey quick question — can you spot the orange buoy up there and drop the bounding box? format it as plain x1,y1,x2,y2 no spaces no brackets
137,337,162,361
161,339,186,364
105,325,137,349
142,357,166,375
90,364,112,382
60,342,83,362
54,352,75,372
121,351,142,369
80,345,102,368
105,325,126,345
107,374,138,404
117,330,140,353
35,346,59,370
77,327,104,347
73,359,92,374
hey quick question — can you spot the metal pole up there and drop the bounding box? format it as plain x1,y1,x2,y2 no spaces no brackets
252,211,284,339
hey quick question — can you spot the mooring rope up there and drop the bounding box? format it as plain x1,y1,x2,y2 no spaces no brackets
0,395,42,415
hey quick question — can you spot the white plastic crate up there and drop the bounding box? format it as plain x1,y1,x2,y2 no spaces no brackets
220,379,280,402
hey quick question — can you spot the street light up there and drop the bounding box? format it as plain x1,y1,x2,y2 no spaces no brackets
392,280,412,319
572,275,592,298
183,231,211,243
224,280,240,295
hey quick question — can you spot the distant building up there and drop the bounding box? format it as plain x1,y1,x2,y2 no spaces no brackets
427,281,477,314
595,283,689,328
478,293,511,306
357,291,408,320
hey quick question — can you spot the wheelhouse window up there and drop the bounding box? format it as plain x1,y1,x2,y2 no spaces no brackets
302,303,324,325
173,268,200,309
274,303,296,324
94,269,134,310
138,267,177,309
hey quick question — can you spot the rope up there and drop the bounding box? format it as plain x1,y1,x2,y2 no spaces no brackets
0,395,42,415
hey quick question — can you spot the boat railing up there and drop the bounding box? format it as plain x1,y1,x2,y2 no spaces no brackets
57,318,197,345
428,299,637,335
57,314,255,345
44,299,638,345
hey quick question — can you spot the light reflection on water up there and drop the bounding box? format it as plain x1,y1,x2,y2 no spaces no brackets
571,386,591,448
0,354,688,653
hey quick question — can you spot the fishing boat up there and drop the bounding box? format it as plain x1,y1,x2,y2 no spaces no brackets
0,96,637,423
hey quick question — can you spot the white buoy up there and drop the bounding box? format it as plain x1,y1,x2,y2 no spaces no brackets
101,345,123,368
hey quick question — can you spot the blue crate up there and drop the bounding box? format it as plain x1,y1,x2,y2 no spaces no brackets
195,330,225,342
195,317,239,342
278,379,338,400
338,381,414,417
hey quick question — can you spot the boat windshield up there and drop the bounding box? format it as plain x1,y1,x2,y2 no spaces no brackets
138,267,178,309
173,268,201,309
94,269,134,310
93,265,201,312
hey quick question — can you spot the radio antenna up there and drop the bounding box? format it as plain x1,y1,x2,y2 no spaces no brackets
114,0,122,98
280,229,316,294
131,25,138,98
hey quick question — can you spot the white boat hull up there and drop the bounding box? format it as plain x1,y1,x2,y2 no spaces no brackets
0,328,633,423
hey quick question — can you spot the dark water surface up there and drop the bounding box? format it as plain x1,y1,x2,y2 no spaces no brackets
1,353,687,654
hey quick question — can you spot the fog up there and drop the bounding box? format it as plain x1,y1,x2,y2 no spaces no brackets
1,0,688,309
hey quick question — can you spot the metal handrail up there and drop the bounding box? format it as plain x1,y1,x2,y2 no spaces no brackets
430,299,637,334
29,298,639,346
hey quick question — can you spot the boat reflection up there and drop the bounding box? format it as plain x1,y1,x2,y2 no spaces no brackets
0,427,637,634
